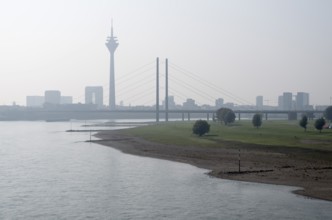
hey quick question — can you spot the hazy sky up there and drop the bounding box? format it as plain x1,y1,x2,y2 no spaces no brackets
1,0,331,106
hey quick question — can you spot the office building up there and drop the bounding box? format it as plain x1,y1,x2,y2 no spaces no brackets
85,86,103,108
26,96,44,107
215,98,224,108
44,90,61,105
183,98,197,109
256,96,263,110
282,92,293,110
296,92,309,110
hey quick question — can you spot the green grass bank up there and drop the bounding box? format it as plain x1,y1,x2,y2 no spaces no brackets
120,120,332,152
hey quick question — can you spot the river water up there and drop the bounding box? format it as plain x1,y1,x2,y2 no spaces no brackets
0,121,331,219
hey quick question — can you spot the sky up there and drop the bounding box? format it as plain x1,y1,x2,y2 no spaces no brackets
0,0,331,107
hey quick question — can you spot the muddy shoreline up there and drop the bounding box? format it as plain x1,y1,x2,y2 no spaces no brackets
95,130,332,201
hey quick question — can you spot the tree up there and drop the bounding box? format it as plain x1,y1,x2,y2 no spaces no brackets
216,108,230,122
324,106,332,122
192,120,210,136
314,117,326,133
224,111,236,125
299,115,308,132
216,108,236,125
252,113,262,128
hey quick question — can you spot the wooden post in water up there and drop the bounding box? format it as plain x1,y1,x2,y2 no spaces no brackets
238,149,241,173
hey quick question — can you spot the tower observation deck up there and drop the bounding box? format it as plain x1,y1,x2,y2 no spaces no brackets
105,22,119,110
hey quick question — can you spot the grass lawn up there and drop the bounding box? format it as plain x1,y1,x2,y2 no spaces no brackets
120,120,332,151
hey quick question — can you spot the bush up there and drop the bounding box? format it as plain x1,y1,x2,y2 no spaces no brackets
314,117,326,133
216,108,236,125
299,115,308,132
192,120,210,136
252,113,262,128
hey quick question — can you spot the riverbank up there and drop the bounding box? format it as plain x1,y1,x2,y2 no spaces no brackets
94,123,332,201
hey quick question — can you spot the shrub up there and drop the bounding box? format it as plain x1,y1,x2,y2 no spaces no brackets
252,113,262,128
314,117,326,133
299,115,308,132
192,120,210,136
216,108,236,125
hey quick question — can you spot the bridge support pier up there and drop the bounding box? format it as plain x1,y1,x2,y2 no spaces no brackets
238,113,241,121
288,112,297,120
265,113,268,120
188,113,190,121
207,113,209,121
182,113,185,121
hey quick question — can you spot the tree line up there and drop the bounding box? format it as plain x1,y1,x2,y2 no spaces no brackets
193,106,332,136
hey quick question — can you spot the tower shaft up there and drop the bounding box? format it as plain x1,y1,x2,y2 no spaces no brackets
105,22,119,110
109,52,116,109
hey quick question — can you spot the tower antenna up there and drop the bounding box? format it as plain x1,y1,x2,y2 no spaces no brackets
111,18,113,36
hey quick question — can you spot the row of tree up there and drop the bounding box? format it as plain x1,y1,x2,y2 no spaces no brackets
300,106,332,133
193,108,260,136
193,106,332,136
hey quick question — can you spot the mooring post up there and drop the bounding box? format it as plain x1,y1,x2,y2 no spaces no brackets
238,149,241,173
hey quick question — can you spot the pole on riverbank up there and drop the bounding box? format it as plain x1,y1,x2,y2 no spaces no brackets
165,58,169,122
156,57,160,122
238,149,241,173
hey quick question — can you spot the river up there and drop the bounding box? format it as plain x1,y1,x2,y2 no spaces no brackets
0,121,331,219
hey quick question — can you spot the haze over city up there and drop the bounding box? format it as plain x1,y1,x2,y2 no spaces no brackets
1,1,332,218
1,0,331,106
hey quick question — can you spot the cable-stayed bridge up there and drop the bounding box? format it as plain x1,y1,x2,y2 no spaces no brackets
0,59,324,121
103,58,254,109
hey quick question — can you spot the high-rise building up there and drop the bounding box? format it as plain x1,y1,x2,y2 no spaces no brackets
183,98,197,109
162,96,176,109
256,96,263,110
105,21,119,110
44,90,61,105
296,92,309,110
85,86,103,108
215,98,224,108
282,92,293,110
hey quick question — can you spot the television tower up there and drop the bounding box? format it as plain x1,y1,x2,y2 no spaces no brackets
105,21,119,110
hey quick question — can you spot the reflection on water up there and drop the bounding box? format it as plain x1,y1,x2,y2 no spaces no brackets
0,121,331,219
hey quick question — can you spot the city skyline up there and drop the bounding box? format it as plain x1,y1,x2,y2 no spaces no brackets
25,87,324,112
1,0,332,106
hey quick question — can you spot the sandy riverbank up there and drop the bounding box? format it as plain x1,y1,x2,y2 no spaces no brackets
95,130,332,201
